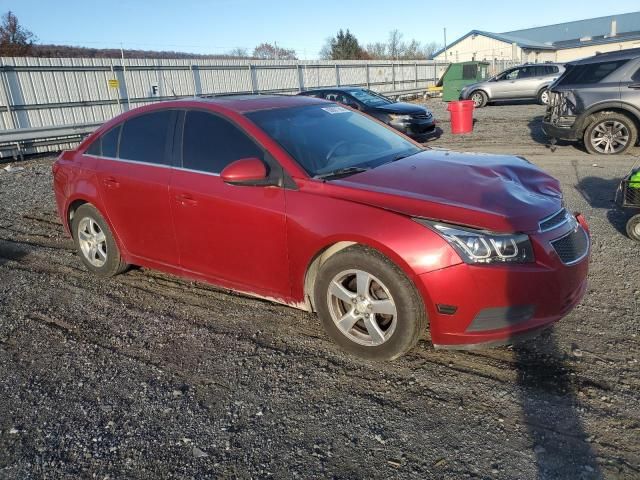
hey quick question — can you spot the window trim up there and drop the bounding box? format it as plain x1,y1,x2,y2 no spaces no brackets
116,109,179,167
177,107,291,187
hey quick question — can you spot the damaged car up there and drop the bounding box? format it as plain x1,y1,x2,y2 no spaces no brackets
543,48,640,154
53,95,590,360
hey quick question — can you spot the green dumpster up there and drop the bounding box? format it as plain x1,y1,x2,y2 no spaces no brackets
437,61,489,102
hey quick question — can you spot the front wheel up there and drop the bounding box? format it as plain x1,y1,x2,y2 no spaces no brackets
314,246,426,361
583,112,638,155
627,214,640,242
470,90,488,108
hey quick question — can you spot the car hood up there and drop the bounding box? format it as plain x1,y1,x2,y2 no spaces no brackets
374,102,429,115
319,150,563,233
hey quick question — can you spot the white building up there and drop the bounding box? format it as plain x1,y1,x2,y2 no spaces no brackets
433,12,640,64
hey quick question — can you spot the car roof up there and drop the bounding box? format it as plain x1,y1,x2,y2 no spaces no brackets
303,86,367,93
191,94,329,113
569,47,640,65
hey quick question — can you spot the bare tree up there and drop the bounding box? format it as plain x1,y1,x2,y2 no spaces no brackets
252,42,297,60
421,41,442,60
226,47,249,58
0,11,36,56
365,42,387,59
387,29,404,60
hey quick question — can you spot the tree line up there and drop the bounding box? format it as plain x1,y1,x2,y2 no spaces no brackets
0,11,440,60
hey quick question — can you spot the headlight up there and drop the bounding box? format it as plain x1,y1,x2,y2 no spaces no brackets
389,114,411,121
415,219,534,264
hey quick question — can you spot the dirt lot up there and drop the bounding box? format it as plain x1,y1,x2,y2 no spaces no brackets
1,101,639,479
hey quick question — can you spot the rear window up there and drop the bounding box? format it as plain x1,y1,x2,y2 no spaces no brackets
558,60,628,85
85,125,120,157
119,111,173,165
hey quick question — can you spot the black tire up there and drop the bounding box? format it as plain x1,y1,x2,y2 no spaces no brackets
537,88,549,105
469,90,488,108
314,246,427,361
71,203,128,277
627,214,640,242
583,112,638,155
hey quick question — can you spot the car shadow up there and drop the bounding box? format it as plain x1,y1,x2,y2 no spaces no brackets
0,240,28,267
420,127,444,144
527,115,580,151
512,333,602,478
576,173,630,236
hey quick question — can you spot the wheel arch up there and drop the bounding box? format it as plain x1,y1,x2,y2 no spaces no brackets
577,103,640,136
302,238,428,313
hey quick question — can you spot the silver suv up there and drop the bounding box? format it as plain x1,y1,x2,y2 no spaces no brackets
459,63,565,107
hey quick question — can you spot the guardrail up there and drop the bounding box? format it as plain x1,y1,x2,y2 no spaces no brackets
0,57,448,158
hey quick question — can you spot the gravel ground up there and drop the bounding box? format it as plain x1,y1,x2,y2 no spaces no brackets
1,102,639,479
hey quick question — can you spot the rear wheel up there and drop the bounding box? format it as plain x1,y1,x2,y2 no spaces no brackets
537,88,550,105
584,112,637,155
314,246,426,361
71,204,128,276
470,90,488,108
627,214,640,242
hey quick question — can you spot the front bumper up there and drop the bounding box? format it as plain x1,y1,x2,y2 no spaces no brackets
390,118,437,138
415,221,590,348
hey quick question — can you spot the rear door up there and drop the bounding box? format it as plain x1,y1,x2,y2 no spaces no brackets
95,110,179,265
169,109,290,297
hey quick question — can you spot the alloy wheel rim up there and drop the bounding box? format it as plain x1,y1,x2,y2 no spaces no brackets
77,217,107,267
635,222,640,237
590,120,629,154
540,90,549,104
326,269,397,347
471,92,483,107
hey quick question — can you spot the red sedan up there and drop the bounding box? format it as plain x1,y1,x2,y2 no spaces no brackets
52,95,590,360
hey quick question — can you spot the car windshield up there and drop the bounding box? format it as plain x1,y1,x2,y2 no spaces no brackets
247,104,421,177
348,89,394,107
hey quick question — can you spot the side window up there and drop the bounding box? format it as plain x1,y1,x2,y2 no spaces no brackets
504,69,519,80
632,68,640,82
84,125,120,157
517,67,534,79
533,65,549,76
119,111,173,165
182,110,263,174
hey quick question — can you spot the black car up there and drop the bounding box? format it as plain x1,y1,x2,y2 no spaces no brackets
298,87,436,138
543,48,640,155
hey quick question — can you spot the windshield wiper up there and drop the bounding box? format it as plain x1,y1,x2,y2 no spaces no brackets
314,166,369,180
391,150,422,162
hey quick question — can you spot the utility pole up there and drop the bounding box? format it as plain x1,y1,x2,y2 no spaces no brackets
443,28,447,62
120,42,130,110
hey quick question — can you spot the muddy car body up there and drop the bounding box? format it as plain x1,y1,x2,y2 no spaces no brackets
53,95,590,360
543,48,640,154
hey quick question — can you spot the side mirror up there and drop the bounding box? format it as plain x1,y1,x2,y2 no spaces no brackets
221,157,268,186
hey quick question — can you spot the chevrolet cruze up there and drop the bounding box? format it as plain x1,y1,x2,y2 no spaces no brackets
53,95,590,360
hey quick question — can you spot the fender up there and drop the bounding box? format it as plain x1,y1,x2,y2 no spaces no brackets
575,101,640,134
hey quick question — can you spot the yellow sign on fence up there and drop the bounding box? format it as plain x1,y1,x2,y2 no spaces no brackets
108,79,119,89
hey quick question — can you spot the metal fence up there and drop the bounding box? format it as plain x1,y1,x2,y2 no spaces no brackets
0,57,448,157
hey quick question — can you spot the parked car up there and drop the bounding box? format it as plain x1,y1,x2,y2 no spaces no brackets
53,95,590,360
298,87,436,138
543,48,640,155
459,63,565,107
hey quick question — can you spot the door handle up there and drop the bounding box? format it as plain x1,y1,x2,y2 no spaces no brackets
628,83,640,90
175,193,198,206
103,177,120,188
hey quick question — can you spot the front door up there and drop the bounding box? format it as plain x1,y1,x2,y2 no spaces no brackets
95,110,179,266
170,109,290,298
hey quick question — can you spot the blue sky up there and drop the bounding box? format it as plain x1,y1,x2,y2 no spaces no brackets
6,0,640,59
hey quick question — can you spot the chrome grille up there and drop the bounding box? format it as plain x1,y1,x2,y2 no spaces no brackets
539,208,569,232
551,228,589,265
412,112,432,120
